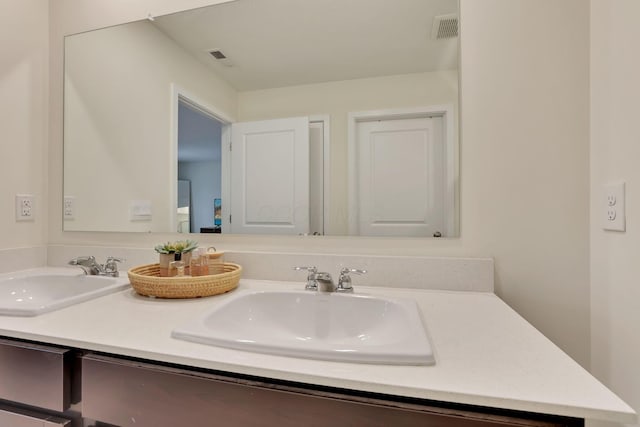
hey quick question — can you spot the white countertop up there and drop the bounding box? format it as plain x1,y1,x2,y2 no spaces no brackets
0,268,634,423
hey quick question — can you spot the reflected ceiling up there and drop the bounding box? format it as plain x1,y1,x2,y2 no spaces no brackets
153,0,458,91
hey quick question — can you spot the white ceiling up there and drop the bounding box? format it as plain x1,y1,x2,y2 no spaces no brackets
153,0,458,91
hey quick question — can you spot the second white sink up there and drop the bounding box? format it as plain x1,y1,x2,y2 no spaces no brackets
172,289,435,365
0,271,130,316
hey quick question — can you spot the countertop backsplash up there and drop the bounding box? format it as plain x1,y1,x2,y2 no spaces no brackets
0,246,47,274
46,245,493,292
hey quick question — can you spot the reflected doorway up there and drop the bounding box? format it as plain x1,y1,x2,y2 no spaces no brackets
177,99,224,234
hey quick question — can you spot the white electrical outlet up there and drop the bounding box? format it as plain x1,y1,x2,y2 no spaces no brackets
603,182,625,231
64,196,75,220
15,194,35,221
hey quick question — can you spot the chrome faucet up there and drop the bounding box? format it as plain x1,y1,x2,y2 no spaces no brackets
311,271,335,293
69,256,125,277
294,266,367,293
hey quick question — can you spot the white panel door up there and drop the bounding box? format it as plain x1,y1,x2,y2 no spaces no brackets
230,117,309,235
356,117,444,237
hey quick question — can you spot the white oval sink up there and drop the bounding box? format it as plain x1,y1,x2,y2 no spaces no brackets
0,272,130,316
172,290,435,365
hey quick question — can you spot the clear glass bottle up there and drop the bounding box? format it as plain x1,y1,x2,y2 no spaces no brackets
206,247,225,275
190,248,208,276
169,260,185,277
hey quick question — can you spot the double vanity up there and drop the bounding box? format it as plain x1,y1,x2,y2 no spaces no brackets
0,258,634,427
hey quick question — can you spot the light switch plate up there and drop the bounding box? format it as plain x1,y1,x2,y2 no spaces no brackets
130,200,152,221
603,182,625,231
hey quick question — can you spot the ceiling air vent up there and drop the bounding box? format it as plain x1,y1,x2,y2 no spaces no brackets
431,14,458,40
207,49,234,67
208,50,227,59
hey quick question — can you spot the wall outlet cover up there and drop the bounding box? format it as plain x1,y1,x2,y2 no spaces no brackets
15,194,35,222
64,196,75,220
603,182,625,232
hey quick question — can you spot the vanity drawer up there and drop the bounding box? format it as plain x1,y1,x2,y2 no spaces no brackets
83,354,582,427
0,338,73,412
0,403,70,427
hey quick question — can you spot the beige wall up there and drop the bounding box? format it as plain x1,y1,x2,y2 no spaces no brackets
64,20,236,232
48,0,235,240
238,70,458,235
458,0,590,366
590,0,640,424
46,0,591,366
0,0,49,249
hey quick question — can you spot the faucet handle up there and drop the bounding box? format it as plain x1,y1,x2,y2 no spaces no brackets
293,266,317,276
339,268,367,278
69,255,96,264
293,266,318,290
337,268,367,293
104,256,125,277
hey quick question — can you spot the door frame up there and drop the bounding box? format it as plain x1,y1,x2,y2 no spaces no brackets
309,115,331,235
347,105,456,237
170,84,234,233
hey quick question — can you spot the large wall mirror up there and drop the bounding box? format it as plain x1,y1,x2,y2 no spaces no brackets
63,0,459,237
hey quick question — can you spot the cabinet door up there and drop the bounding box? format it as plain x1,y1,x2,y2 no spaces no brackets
0,338,73,412
82,354,583,427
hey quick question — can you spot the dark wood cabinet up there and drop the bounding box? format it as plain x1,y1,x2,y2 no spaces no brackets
81,353,583,427
0,338,75,425
0,336,585,427
0,403,70,427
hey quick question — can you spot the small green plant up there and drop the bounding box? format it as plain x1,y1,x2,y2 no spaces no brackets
154,240,198,255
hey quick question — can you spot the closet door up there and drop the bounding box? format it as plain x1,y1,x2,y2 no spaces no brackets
230,117,309,235
355,116,444,237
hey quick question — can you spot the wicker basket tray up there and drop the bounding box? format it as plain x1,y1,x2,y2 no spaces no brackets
127,262,242,299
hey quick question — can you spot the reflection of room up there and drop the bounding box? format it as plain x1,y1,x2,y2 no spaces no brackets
63,0,459,236
177,100,223,234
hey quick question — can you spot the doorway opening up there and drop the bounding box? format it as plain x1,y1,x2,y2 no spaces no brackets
174,92,230,234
